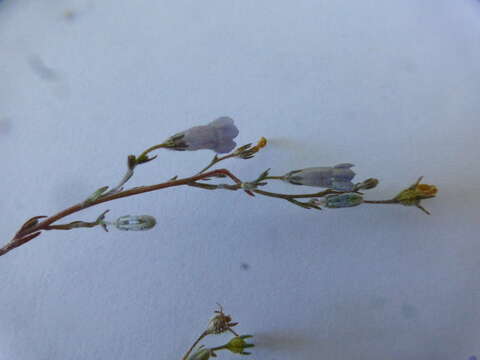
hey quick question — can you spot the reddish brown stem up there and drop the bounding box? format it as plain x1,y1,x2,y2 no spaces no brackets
0,168,245,257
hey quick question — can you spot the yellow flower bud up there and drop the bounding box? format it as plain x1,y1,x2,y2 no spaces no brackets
256,137,267,149
225,335,254,355
394,177,438,214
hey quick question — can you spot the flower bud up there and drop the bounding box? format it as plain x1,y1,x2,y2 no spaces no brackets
394,180,438,206
354,178,379,191
324,193,363,208
235,137,268,159
127,155,137,170
188,348,213,360
256,136,267,149
114,215,156,231
225,335,254,355
283,164,355,191
393,177,438,214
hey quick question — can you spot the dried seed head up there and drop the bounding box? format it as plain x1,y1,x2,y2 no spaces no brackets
206,306,238,334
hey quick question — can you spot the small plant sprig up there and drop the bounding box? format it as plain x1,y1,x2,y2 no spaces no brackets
182,305,254,360
0,117,438,257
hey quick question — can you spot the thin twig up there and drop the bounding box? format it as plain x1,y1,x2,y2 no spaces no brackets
263,175,285,180
253,188,342,199
103,167,134,196
363,200,399,204
181,331,208,360
197,153,236,174
137,143,167,162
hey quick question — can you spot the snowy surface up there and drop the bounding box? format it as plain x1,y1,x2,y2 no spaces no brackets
1,1,480,359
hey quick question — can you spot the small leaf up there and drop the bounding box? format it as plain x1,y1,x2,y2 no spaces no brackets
95,209,110,223
14,231,42,248
235,143,252,152
416,203,431,215
19,215,47,232
84,186,109,204
136,154,158,164
256,168,271,182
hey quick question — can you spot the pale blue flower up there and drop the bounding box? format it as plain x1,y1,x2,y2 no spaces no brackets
167,117,239,153
283,163,356,190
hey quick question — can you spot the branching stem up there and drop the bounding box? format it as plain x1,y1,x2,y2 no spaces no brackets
197,153,237,174
0,168,244,257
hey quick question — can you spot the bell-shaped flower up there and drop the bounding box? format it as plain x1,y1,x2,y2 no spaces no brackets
165,117,239,154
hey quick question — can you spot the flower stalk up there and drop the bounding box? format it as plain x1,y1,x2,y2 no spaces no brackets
0,118,438,257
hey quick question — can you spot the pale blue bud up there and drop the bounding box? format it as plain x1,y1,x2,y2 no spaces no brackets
324,193,363,208
284,163,355,190
114,215,156,231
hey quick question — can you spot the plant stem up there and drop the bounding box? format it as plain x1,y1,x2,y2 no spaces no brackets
263,175,285,180
209,345,227,352
46,222,98,230
197,153,237,174
181,331,208,360
137,143,168,161
0,168,244,257
363,199,399,204
103,167,134,196
253,188,342,199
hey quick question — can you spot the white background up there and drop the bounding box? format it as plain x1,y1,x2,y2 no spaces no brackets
1,1,480,359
